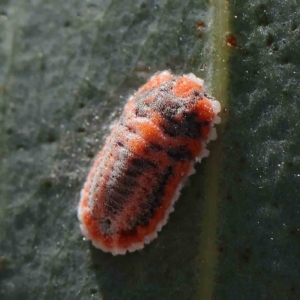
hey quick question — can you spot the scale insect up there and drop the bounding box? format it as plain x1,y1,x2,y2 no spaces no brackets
78,70,221,255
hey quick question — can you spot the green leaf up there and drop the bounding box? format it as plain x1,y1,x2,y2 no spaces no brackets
215,1,300,299
0,0,299,299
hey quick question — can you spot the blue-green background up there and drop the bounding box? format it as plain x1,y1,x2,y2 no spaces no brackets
0,1,299,299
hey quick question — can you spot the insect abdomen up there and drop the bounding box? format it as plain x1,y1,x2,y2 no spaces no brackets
78,71,221,255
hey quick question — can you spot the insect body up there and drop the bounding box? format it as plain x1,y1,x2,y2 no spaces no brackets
78,71,221,255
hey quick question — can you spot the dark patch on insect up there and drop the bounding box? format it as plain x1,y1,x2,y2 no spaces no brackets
167,146,192,161
122,175,137,187
161,112,202,139
154,99,181,120
134,83,204,138
116,141,125,148
104,163,134,215
119,227,138,238
134,88,157,106
123,166,141,178
104,156,158,218
133,166,173,227
161,120,181,137
135,105,149,118
193,90,201,97
111,185,134,199
104,182,132,217
201,121,210,126
99,218,112,235
131,157,157,170
104,199,121,216
146,142,163,152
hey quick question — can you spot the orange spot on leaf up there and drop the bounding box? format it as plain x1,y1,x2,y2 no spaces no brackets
226,33,237,48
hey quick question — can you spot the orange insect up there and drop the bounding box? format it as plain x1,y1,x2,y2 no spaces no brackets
78,71,221,255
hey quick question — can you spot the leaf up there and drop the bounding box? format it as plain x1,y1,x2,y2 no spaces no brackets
0,0,299,300
215,1,300,299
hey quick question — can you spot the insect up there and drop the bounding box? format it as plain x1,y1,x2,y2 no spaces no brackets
78,70,221,255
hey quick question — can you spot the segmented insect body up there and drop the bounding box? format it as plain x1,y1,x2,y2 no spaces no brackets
78,71,221,255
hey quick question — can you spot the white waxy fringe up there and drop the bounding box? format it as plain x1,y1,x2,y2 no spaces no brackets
185,73,205,91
